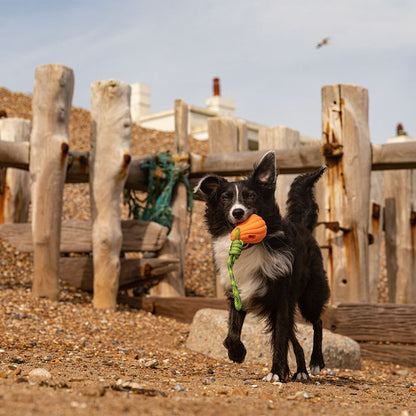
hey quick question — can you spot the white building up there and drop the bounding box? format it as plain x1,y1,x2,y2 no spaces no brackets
130,78,264,149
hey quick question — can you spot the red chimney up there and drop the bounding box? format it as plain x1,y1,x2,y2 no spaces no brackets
213,77,220,96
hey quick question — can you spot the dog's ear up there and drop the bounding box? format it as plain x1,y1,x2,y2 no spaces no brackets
252,151,277,190
194,175,227,200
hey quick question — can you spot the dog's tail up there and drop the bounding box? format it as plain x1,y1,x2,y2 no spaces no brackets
285,166,327,232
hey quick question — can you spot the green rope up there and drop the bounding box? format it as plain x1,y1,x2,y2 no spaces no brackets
123,152,193,230
227,228,243,311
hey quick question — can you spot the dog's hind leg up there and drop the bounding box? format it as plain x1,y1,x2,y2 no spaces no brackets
223,301,247,363
263,312,291,383
309,318,325,375
290,332,309,381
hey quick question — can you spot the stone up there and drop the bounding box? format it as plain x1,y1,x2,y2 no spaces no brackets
28,368,52,384
186,309,361,371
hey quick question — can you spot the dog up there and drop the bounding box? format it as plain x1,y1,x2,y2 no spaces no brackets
195,150,330,382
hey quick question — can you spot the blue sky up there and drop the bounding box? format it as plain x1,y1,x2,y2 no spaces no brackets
1,0,415,143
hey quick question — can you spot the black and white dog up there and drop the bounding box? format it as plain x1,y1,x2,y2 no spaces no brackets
195,151,330,382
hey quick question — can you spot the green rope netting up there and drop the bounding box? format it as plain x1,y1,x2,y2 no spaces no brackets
123,152,193,230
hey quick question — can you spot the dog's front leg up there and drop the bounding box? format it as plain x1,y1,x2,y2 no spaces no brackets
223,300,247,363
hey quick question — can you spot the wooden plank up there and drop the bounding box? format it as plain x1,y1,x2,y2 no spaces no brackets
360,342,416,367
372,141,416,170
0,219,168,253
60,257,179,291
323,303,416,343
190,146,324,177
118,295,229,323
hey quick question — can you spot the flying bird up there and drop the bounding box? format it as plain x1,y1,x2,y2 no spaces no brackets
316,37,330,49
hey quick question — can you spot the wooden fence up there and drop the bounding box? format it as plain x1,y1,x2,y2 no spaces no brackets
1,64,416,365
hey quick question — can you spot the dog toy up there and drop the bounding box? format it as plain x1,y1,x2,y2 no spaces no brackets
228,214,267,311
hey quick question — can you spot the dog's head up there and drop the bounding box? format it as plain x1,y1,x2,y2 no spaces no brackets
194,151,277,232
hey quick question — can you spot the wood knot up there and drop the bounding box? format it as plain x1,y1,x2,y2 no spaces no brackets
322,142,343,159
123,153,131,166
61,142,69,156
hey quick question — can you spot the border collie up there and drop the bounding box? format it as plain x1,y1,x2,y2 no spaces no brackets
195,151,330,382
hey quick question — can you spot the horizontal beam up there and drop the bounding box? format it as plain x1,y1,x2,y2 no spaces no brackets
2,141,416,185
190,146,324,176
372,141,416,170
0,219,168,253
0,141,30,170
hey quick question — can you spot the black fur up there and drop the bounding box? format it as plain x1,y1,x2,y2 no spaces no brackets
195,151,330,382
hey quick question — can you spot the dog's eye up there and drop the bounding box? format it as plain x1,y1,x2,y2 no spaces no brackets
221,192,232,202
244,191,257,200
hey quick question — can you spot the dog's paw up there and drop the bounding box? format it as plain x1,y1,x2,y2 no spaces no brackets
292,371,309,382
309,365,322,376
262,372,281,383
223,338,246,363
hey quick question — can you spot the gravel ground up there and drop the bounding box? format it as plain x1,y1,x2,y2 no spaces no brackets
1,87,415,415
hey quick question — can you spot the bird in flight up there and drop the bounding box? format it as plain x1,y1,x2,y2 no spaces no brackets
316,37,330,49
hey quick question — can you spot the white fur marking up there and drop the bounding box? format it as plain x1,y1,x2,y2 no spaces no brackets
310,365,321,376
228,184,248,224
212,234,293,310
296,372,309,381
263,373,280,383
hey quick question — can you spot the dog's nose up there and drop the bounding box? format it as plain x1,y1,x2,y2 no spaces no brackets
232,208,245,220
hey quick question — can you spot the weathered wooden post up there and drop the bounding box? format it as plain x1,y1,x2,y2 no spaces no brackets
207,116,248,297
30,64,74,300
151,99,189,297
369,172,384,302
0,118,31,223
207,117,248,153
258,125,300,214
90,79,132,309
384,127,416,303
321,84,371,304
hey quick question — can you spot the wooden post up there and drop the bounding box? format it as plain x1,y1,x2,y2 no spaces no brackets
369,172,384,302
151,99,189,297
384,133,416,303
90,80,132,309
30,64,74,300
207,116,248,297
0,118,31,223
258,126,300,215
321,84,371,304
207,117,248,153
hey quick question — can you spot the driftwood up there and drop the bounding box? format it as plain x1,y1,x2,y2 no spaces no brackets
4,142,416,184
321,84,372,304
30,64,74,300
0,220,168,253
0,118,31,223
258,125,301,214
151,99,189,297
89,79,132,309
383,134,416,303
60,257,178,292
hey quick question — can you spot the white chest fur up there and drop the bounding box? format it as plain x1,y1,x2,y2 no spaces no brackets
212,235,293,309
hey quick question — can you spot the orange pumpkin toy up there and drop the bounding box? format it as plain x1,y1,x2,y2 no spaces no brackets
231,214,267,244
228,214,267,310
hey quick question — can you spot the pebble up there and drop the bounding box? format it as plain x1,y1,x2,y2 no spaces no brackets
172,384,185,392
202,377,216,385
28,368,52,384
287,391,310,400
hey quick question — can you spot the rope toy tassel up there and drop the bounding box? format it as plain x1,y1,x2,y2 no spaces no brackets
227,228,243,311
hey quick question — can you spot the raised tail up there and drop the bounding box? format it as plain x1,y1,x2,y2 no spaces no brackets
285,166,327,232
